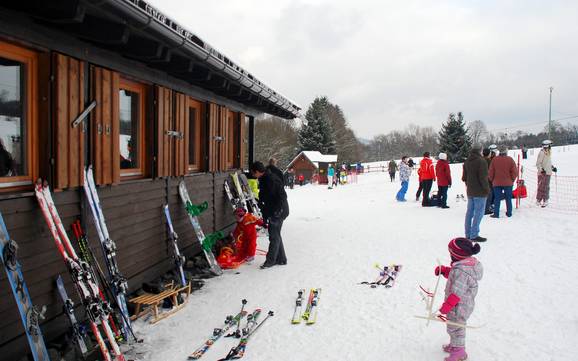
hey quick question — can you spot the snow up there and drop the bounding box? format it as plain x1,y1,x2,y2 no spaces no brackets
132,146,578,361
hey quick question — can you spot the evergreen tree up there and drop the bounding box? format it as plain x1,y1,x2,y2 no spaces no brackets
298,96,335,153
438,112,471,163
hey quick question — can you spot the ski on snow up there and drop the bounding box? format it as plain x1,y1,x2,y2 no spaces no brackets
291,289,305,324
302,288,321,325
359,264,402,288
163,205,187,287
178,181,223,276
188,310,248,359
0,209,51,361
35,180,125,361
83,167,132,340
218,308,274,360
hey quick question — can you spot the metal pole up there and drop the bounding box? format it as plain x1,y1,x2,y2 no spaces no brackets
548,87,553,139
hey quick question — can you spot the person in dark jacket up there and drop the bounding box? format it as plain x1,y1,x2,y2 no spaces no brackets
462,145,490,242
268,158,285,184
482,148,494,215
250,161,289,269
435,153,451,208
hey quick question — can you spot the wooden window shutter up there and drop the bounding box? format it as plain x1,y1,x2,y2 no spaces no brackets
53,53,85,189
239,112,246,170
155,85,173,177
91,66,120,185
174,92,188,176
219,106,228,171
207,102,219,172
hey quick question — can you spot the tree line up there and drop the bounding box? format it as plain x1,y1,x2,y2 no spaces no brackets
254,96,578,169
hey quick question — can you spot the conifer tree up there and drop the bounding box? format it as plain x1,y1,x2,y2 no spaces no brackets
438,112,471,163
298,96,335,153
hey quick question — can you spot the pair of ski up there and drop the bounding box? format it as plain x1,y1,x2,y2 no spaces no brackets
224,173,262,219
0,210,51,361
292,288,321,325
35,180,125,361
359,263,402,288
188,300,274,360
415,259,482,329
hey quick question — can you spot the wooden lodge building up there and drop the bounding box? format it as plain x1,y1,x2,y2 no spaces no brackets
286,151,338,184
0,1,300,359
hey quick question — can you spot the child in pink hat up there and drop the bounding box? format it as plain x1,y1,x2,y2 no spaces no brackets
435,238,484,361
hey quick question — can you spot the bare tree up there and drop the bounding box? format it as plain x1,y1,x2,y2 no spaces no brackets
467,120,488,145
254,116,299,169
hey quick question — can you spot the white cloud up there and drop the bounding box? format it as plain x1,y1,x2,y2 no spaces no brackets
148,0,578,138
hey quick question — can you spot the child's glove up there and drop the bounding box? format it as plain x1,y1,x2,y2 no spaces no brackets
552,166,557,173
434,265,451,279
439,293,461,314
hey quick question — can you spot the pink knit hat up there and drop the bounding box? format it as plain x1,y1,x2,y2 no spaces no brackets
448,237,480,261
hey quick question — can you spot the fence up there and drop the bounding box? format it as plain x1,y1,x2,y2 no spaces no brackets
518,167,578,213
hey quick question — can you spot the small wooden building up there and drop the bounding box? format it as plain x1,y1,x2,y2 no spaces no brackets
0,1,300,359
286,151,338,184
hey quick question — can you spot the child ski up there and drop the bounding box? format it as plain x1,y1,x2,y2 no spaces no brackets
163,205,187,287
302,288,321,325
0,209,51,361
291,289,305,324
230,173,248,212
178,181,223,276
83,167,132,339
238,173,262,218
55,275,88,355
35,180,125,361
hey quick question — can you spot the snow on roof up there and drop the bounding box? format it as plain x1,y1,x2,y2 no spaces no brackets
287,151,338,169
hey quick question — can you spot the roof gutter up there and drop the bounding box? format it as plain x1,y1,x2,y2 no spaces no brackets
90,0,300,117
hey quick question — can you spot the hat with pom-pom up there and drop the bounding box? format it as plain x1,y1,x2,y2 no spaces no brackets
448,237,480,261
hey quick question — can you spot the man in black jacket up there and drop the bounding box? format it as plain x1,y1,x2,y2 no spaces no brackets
250,161,289,268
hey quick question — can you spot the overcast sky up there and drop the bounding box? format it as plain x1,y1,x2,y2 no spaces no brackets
148,0,578,139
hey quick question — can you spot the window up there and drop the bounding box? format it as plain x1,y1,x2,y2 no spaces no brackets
188,98,203,171
0,40,37,187
119,78,146,177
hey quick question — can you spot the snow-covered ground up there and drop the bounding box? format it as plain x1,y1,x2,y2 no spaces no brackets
132,146,578,361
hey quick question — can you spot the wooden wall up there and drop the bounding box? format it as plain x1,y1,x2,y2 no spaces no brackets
0,172,237,360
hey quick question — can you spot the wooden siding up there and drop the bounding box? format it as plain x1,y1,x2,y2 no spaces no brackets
0,172,237,360
53,53,86,189
91,66,120,186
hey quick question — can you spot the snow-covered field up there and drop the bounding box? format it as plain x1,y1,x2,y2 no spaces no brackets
132,146,578,361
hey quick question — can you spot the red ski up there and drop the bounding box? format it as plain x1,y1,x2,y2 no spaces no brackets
35,180,125,361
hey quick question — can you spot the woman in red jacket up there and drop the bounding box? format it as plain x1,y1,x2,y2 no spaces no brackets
436,153,452,208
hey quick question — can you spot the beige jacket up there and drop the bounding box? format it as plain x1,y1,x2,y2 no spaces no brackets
536,149,553,175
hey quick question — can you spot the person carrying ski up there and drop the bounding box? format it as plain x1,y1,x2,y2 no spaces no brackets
250,161,289,269
488,145,518,218
436,153,451,209
388,160,397,182
535,140,556,207
435,238,483,361
396,156,411,202
418,152,436,206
